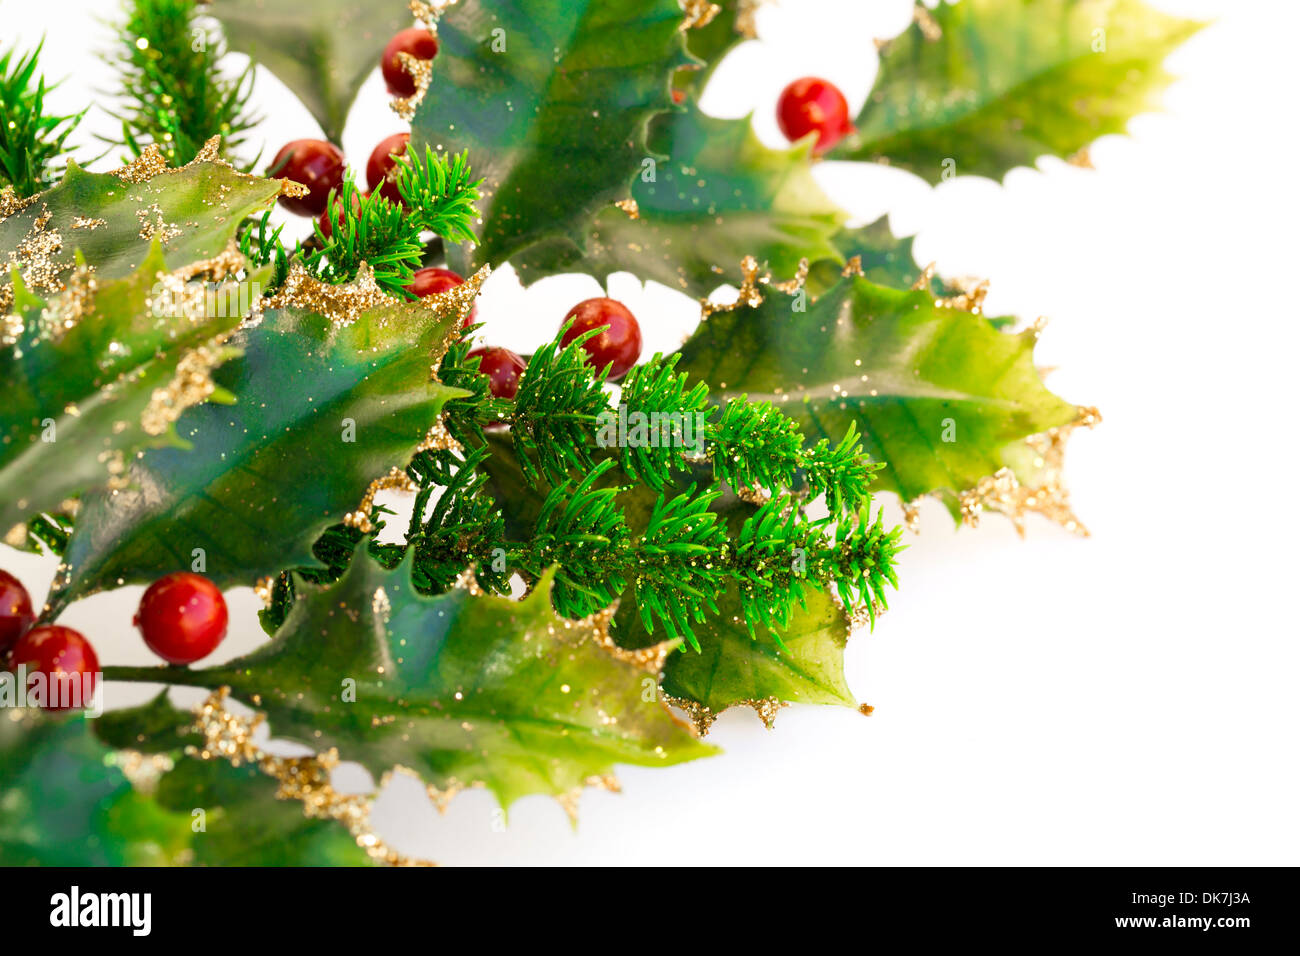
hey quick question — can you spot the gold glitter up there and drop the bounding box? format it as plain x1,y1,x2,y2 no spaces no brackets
914,4,943,41
858,703,875,717
911,261,937,291
746,696,785,729
768,257,809,295
254,576,275,608
1,206,64,318
1068,147,1095,169
391,50,434,121
70,217,106,230
901,499,921,533
663,694,717,736
416,416,462,454
935,275,989,314
345,467,418,534
0,186,38,222
108,750,175,794
409,0,459,23
278,178,310,199
735,0,763,37
136,203,182,244
585,605,675,674
614,198,640,220
736,484,772,507
3,523,28,548
680,0,721,30
113,144,170,184
37,263,96,341
263,261,390,328
841,255,864,278
958,406,1101,536
193,689,432,866
140,342,226,436
700,255,765,319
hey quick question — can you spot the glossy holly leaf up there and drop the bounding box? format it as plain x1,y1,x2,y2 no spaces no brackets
208,0,412,143
675,275,1082,515
126,549,714,809
829,0,1203,183
0,246,245,537
482,438,860,718
154,757,375,867
676,0,757,93
0,156,282,290
409,0,694,272
44,271,471,615
513,106,845,297
0,715,191,866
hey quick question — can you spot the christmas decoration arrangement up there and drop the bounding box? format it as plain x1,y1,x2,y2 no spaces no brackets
0,0,1198,866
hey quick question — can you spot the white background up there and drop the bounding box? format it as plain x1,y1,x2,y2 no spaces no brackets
2,0,1297,865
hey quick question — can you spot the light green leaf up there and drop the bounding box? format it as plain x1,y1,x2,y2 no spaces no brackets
675,274,1082,515
106,551,715,810
208,0,412,143
45,271,470,615
830,0,1203,183
409,0,694,272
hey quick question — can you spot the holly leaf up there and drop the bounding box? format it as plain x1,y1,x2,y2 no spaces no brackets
829,0,1203,183
513,106,846,297
154,757,375,867
43,270,472,615
0,156,282,291
0,715,190,866
675,275,1082,515
409,0,694,272
125,549,714,810
207,0,412,143
0,246,246,537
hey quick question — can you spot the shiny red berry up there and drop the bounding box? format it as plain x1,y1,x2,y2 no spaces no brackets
269,139,346,216
407,266,478,327
317,189,365,241
776,77,855,154
560,298,643,380
468,347,527,406
133,573,229,666
382,27,439,98
9,626,99,711
366,132,411,205
0,569,35,655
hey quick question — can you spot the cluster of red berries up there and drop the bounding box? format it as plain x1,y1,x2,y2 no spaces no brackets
1,569,228,711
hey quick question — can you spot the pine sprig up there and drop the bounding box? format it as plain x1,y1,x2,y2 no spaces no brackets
392,145,482,246
0,42,82,197
109,0,259,166
444,333,879,516
306,174,427,294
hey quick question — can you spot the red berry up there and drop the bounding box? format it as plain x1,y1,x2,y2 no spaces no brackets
407,266,478,327
317,189,365,241
671,89,686,105
269,139,346,216
468,347,527,406
9,626,98,711
0,569,35,655
365,132,411,205
133,573,229,666
382,27,439,98
776,77,855,154
560,298,643,380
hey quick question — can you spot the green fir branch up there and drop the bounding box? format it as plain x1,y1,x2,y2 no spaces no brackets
109,0,259,167
0,41,82,197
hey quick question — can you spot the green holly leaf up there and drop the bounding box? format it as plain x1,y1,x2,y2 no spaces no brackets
409,0,694,272
514,106,846,297
0,246,247,537
44,272,471,615
207,0,412,143
829,0,1203,183
107,550,714,810
154,757,375,867
0,157,282,290
0,715,191,866
675,275,1082,515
